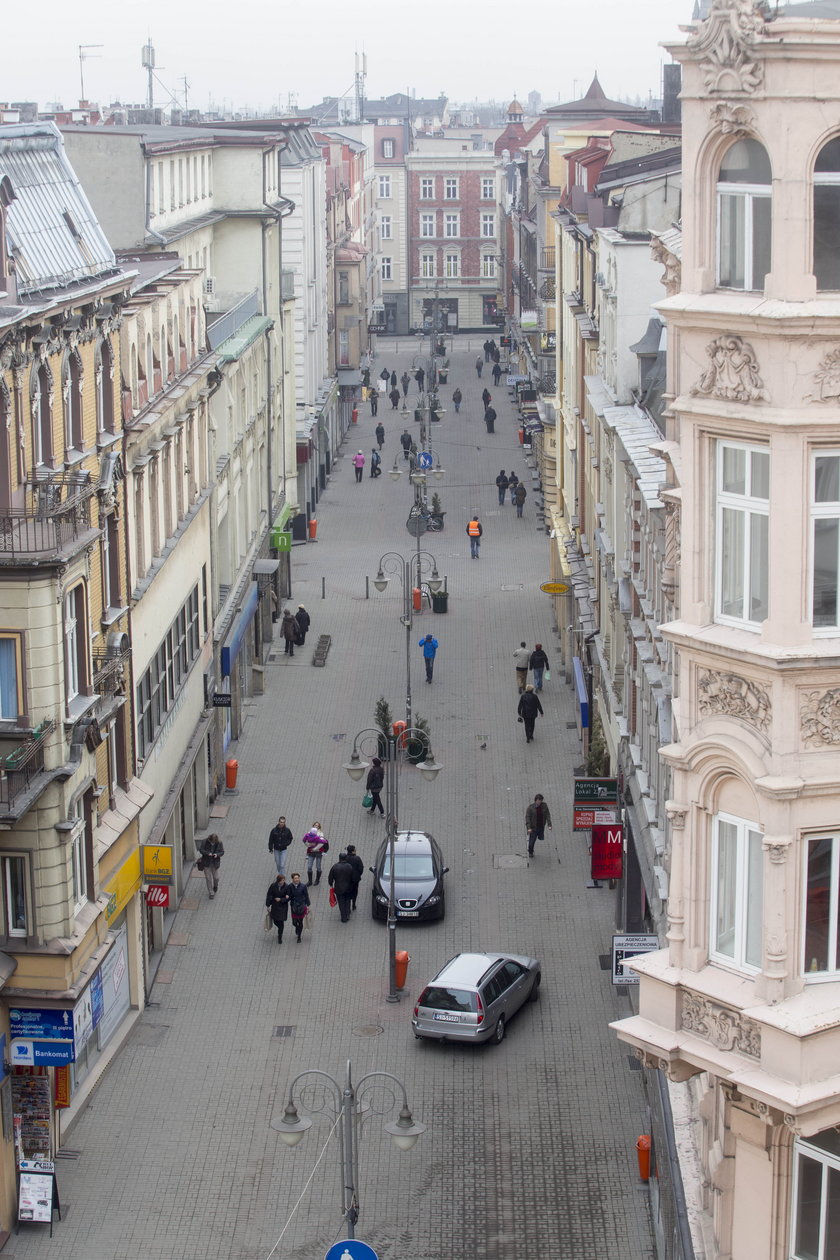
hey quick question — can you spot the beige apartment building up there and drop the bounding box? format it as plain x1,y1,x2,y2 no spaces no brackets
613,4,840,1258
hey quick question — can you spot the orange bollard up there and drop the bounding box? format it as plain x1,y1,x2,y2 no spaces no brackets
308,518,318,540
518,427,525,445
351,407,359,424
391,719,407,749
225,758,239,791
636,1135,651,1181
395,950,410,989
412,586,422,611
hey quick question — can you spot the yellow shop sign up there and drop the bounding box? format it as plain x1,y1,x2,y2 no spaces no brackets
141,844,174,886
104,849,141,924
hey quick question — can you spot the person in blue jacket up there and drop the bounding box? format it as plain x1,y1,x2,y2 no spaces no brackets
418,633,439,683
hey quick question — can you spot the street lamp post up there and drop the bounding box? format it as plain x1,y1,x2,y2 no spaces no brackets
373,551,441,728
273,1059,425,1240
344,726,441,1001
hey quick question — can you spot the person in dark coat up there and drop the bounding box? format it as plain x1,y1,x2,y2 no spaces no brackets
452,387,462,413
265,874,290,942
389,387,401,410
375,422,385,449
514,481,527,517
483,339,492,362
484,406,497,433
281,609,298,655
475,355,483,377
415,366,425,392
390,370,397,391
492,361,502,386
481,388,491,409
268,816,294,875
400,429,413,460
198,833,224,898
379,367,390,385
328,853,355,923
345,845,364,911
369,387,378,416
525,795,553,856
508,471,519,503
400,371,411,398
362,368,371,388
529,643,549,691
495,470,509,505
370,448,382,477
295,606,310,645
517,684,544,743
287,872,311,942
366,756,385,815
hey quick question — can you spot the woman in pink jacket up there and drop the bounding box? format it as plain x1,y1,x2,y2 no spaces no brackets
352,451,365,483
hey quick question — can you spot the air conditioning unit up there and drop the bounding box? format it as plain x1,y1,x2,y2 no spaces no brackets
204,276,216,296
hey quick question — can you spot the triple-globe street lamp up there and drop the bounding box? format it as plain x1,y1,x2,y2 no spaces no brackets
343,725,441,1002
273,1059,425,1240
373,550,441,729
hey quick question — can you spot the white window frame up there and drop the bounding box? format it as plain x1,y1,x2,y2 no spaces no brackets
791,1132,840,1260
420,177,434,200
380,256,392,281
715,440,770,628
420,213,435,238
380,215,392,240
420,253,435,279
444,213,460,238
378,175,391,198
482,177,495,200
0,633,22,721
803,832,840,977
444,177,459,200
64,587,82,703
2,854,29,937
811,450,840,631
481,254,497,279
382,138,395,159
444,253,460,279
481,213,496,238
710,811,764,973
69,804,87,916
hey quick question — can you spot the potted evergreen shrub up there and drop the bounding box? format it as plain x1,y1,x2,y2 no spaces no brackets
430,492,445,530
407,715,432,766
374,696,394,760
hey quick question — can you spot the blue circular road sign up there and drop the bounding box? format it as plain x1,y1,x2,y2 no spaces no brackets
417,451,433,469
325,1242,380,1260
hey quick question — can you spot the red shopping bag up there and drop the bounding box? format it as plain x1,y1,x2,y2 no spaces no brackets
329,887,337,908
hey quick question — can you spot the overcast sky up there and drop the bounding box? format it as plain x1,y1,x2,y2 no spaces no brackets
5,0,692,116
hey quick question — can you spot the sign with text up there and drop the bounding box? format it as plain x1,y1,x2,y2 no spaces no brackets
612,934,659,986
573,808,619,831
18,1171,56,1223
54,1067,71,1109
141,844,174,885
211,693,232,708
10,1008,73,1042
574,777,619,805
145,884,170,909
591,825,624,881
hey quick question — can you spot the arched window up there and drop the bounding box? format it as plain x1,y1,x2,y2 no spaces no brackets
62,348,84,451
96,338,115,437
814,137,840,290
717,139,772,291
30,361,53,468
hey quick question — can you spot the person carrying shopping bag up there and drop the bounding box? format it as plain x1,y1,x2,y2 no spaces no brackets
302,823,329,884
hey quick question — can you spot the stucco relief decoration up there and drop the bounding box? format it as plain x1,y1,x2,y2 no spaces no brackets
812,347,840,404
687,0,766,95
709,101,756,136
691,335,770,403
698,668,771,732
650,236,681,297
800,688,840,748
682,994,761,1059
662,500,681,605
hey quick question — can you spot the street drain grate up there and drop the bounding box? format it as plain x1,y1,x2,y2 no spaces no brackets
56,1149,81,1159
273,1026,295,1038
566,721,577,730
352,1025,384,1037
598,954,611,970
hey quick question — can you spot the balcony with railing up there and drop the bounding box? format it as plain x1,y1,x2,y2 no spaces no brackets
92,645,131,717
0,473,99,564
540,248,556,271
0,718,56,814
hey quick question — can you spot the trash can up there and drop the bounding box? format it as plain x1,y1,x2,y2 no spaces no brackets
432,590,449,614
438,370,448,384
636,1135,651,1181
309,517,318,540
225,759,239,791
395,950,410,989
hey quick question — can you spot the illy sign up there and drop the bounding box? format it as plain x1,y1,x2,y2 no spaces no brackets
145,885,170,909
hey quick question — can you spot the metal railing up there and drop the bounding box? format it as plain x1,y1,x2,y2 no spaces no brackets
0,475,97,561
206,289,261,350
92,646,131,697
540,248,555,270
0,718,55,811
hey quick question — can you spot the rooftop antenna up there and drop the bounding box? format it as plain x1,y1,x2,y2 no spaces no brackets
78,44,103,104
354,50,367,123
141,39,155,110
182,75,190,113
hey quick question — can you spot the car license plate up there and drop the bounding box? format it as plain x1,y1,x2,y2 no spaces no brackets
433,1012,460,1022
399,910,419,917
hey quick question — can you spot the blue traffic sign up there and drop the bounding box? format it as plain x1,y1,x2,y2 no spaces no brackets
417,451,433,469
325,1242,379,1260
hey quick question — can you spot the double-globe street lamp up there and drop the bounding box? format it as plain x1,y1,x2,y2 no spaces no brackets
273,1059,425,1240
373,550,441,729
344,726,441,1002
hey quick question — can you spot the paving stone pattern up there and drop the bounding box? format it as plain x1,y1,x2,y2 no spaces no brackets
8,337,654,1260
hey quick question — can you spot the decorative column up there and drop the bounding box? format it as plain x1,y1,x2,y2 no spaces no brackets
760,834,793,1005
665,801,689,968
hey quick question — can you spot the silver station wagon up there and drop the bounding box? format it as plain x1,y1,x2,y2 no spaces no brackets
412,951,541,1045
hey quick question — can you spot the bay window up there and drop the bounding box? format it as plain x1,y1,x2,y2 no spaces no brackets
814,137,840,290
717,138,771,291
710,812,763,971
792,1130,840,1260
812,451,840,628
715,441,769,626
804,834,840,975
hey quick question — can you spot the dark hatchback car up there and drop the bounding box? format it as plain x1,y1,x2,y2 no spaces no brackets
370,830,448,921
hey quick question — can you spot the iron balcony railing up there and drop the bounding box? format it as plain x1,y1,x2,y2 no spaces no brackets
0,474,97,562
92,646,131,698
206,289,261,350
540,248,556,270
0,718,55,811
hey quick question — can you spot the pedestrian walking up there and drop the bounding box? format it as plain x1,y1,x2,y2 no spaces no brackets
265,874,290,942
492,346,501,364
375,421,385,449
492,361,502,386
495,469,509,505
328,853,355,923
475,356,483,378
467,515,482,558
483,339,492,363
400,371,411,398
388,388,401,410
198,833,224,899
484,406,496,433
370,448,382,477
514,482,527,517
369,388,379,416
268,816,294,876
452,387,462,413
366,756,385,815
362,367,371,389
345,845,364,911
525,795,553,855
287,873,311,943
530,643,550,691
352,450,366,481
302,822,329,884
400,429,412,461
415,365,425,392
295,605,310,644
517,685,544,743
514,641,531,692
418,633,439,682
282,608,298,656
508,471,519,503
379,367,390,386
390,370,397,391
482,388,491,410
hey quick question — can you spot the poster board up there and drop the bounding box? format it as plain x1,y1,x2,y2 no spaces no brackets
18,1171,57,1223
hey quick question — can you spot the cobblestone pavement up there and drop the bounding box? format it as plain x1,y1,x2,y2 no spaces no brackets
7,336,654,1260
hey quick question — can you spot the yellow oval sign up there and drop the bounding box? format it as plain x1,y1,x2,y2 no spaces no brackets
540,581,570,595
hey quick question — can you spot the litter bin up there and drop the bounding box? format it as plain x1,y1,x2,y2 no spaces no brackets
432,590,449,614
309,517,318,540
395,950,410,989
225,759,239,790
438,370,448,384
636,1135,651,1181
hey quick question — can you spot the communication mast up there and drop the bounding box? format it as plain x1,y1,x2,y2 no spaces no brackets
141,40,155,110
354,51,367,123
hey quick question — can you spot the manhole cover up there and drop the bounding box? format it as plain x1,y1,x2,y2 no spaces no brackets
352,1024,384,1038
493,854,529,869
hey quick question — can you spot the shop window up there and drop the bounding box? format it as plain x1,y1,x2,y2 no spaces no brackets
710,812,763,972
717,138,771,290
